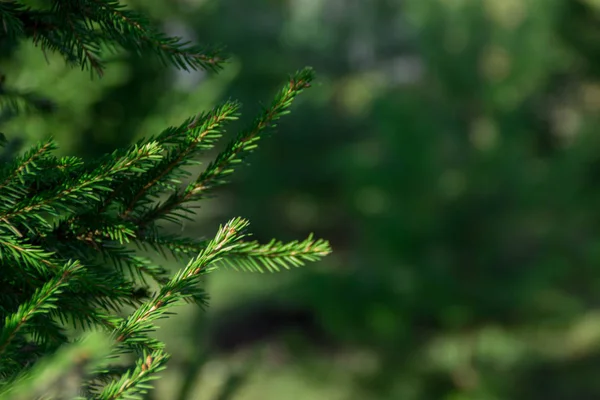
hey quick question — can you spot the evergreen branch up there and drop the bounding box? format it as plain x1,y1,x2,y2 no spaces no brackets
111,218,249,349
52,215,170,287
151,101,239,147
0,260,84,359
46,2,106,75
123,256,170,286
85,364,132,387
191,67,314,196
4,0,226,77
85,0,227,72
14,6,106,76
0,139,56,193
0,236,70,276
59,213,140,248
97,350,169,400
50,268,144,330
56,303,158,359
0,3,328,397
216,233,332,273
119,102,240,219
0,141,163,225
27,315,70,349
136,68,314,226
62,23,104,77
137,230,331,273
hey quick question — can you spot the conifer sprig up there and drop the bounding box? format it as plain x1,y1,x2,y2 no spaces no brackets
135,68,314,228
0,0,227,77
97,350,169,400
216,233,331,273
0,139,57,193
138,230,331,273
118,101,240,220
111,218,249,349
0,141,163,229
78,0,226,72
0,96,330,395
0,260,84,358
0,1,330,398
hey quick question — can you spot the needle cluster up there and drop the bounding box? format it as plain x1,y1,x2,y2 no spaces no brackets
0,1,330,399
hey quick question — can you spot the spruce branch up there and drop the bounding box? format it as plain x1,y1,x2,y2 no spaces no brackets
135,68,314,227
54,6,106,76
111,218,249,350
0,141,163,227
0,235,72,275
97,350,169,400
215,233,332,273
137,230,332,273
0,138,57,193
118,101,240,220
1,0,227,78
0,3,330,397
79,0,227,72
0,259,84,358
94,220,251,395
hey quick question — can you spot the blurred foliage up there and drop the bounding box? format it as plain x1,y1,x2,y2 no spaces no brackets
5,0,600,399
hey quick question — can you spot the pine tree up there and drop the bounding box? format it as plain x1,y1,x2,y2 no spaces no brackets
0,1,331,399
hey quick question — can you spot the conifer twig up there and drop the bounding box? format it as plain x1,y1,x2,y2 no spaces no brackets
135,68,314,227
0,2,330,398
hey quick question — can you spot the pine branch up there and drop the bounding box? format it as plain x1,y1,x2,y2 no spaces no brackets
96,350,169,400
81,0,227,72
137,229,332,273
0,3,329,397
118,101,240,220
135,68,314,227
111,218,249,349
0,260,84,359
216,233,332,273
0,141,163,229
0,139,57,194
2,0,227,78
52,5,106,76
0,235,72,277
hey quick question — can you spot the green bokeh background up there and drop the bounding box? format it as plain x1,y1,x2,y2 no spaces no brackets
4,0,600,399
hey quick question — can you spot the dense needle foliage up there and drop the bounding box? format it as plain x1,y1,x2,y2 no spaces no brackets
0,1,331,399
